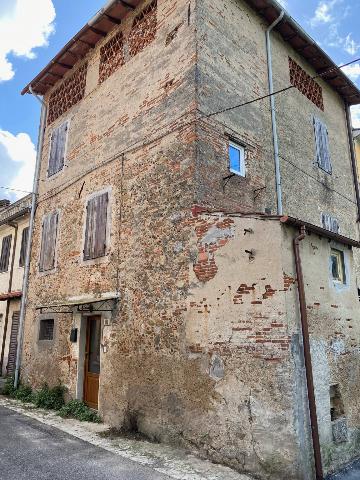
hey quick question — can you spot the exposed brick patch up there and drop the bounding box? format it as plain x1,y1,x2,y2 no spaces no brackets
99,31,125,84
190,213,235,282
47,63,88,125
262,285,277,299
129,0,157,58
283,273,295,291
233,283,256,304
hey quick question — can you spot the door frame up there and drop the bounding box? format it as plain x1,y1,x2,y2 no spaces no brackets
83,315,101,409
74,311,109,405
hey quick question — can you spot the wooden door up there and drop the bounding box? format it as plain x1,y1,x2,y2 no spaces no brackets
83,316,101,409
6,311,20,376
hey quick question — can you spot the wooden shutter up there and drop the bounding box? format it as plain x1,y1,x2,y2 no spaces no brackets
84,192,109,260
39,212,59,272
321,213,339,234
313,117,332,173
6,311,20,376
48,121,68,177
0,235,12,272
19,227,29,267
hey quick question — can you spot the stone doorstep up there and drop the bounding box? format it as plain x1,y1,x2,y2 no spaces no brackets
0,396,253,480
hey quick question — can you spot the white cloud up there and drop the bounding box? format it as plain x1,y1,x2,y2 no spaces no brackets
344,34,360,55
0,0,55,82
351,105,360,129
325,24,360,56
277,0,288,8
342,63,360,81
310,0,339,27
0,130,36,198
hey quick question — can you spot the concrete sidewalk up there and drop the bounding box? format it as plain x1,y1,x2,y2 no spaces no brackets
0,397,252,480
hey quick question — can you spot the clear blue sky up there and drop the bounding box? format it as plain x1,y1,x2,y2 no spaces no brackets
0,0,359,201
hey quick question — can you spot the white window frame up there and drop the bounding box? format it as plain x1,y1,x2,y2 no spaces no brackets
229,141,246,177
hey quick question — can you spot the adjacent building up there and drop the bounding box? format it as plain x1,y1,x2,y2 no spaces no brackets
19,0,360,479
355,128,360,179
0,195,31,377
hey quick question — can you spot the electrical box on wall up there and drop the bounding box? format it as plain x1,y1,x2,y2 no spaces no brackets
70,328,78,343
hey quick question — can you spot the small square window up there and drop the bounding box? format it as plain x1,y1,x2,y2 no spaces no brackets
330,249,346,284
229,141,245,177
39,319,54,341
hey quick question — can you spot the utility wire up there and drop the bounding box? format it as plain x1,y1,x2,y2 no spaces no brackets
205,56,360,119
11,56,360,203
0,186,33,195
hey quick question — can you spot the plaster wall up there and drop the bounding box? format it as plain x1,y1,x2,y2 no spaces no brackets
195,0,358,239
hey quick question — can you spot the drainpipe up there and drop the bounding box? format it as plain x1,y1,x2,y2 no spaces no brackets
266,10,285,216
14,87,47,389
345,103,360,222
0,222,18,375
293,226,323,480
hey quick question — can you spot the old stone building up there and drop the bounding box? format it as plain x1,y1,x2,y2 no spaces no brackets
19,0,360,479
0,195,31,377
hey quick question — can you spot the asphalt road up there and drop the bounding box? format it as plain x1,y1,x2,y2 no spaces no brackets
326,459,360,480
0,406,170,480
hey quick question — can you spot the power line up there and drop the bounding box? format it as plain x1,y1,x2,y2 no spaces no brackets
205,57,360,119
22,55,360,203
0,186,33,195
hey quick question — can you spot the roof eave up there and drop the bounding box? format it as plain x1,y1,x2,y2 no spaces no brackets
280,216,360,247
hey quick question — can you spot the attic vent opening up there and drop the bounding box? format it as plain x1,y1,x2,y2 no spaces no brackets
47,62,88,125
129,0,157,57
99,31,125,84
289,57,324,111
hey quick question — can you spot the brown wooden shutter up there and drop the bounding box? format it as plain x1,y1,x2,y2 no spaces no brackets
0,235,12,272
39,212,58,272
48,121,68,177
19,226,29,267
84,192,109,260
6,311,20,376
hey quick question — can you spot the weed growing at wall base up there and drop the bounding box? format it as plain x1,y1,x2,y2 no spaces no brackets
2,379,101,423
58,399,101,423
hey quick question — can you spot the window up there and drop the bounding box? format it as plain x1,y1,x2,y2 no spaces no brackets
39,319,54,341
0,235,12,273
321,213,339,234
229,141,245,177
84,192,109,260
330,249,346,284
313,117,332,174
19,227,29,268
39,212,59,272
48,121,68,177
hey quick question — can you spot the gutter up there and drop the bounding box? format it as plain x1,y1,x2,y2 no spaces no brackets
0,207,31,228
14,88,47,389
88,0,120,26
0,222,18,375
266,10,285,215
345,104,360,222
293,226,323,480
